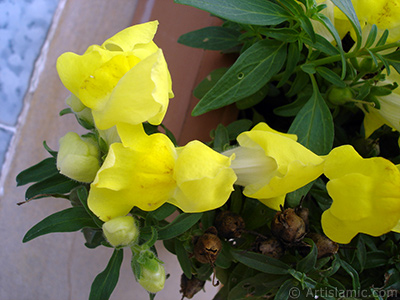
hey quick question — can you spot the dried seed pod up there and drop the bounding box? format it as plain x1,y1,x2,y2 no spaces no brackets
271,208,306,245
214,211,245,239
306,232,339,259
193,227,222,265
180,274,205,299
258,237,285,259
295,206,309,231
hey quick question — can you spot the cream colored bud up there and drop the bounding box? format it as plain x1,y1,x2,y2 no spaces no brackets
102,216,139,248
56,132,100,183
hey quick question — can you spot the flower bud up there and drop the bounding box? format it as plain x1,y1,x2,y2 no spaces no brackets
102,215,139,248
137,256,166,293
327,87,353,106
66,94,94,128
56,132,100,183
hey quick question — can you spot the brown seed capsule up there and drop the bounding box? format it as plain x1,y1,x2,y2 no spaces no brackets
193,226,222,265
295,206,309,231
214,211,245,239
180,274,205,299
306,232,339,259
258,237,285,259
271,208,306,245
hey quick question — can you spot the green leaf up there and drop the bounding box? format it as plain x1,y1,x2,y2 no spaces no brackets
174,0,291,25
274,93,310,117
157,213,202,240
43,141,57,157
316,66,346,87
16,157,58,186
235,84,269,110
178,26,241,50
298,14,316,43
23,206,97,242
230,249,290,275
59,108,73,116
365,24,378,49
259,28,299,43
288,75,334,155
338,257,361,290
226,119,253,140
313,13,346,78
25,173,80,200
330,0,362,48
375,29,389,47
147,203,177,221
228,273,290,300
356,235,367,272
278,42,300,88
274,279,298,300
76,186,103,228
192,40,286,116
296,239,317,273
301,34,340,56
193,68,228,100
383,50,400,74
175,240,193,279
214,124,230,152
89,249,123,300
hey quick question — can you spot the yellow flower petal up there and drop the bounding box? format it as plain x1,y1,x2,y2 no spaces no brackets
228,122,325,210
92,49,171,129
322,145,400,243
170,141,237,212
102,20,159,52
88,131,177,221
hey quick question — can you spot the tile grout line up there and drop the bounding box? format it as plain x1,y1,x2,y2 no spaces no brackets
0,0,68,197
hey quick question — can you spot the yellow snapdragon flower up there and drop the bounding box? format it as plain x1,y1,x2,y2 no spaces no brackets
87,124,236,221
223,123,325,210
57,21,174,130
321,145,400,243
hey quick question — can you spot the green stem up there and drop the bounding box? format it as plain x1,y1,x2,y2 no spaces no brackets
299,41,400,70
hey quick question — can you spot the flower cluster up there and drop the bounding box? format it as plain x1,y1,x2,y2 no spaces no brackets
18,1,400,298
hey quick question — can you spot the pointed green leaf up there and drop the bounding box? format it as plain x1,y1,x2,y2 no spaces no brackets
230,249,290,275
316,66,346,87
274,279,298,300
193,68,228,100
214,124,230,152
16,157,58,186
192,40,286,116
330,0,362,47
339,258,361,290
288,75,334,155
89,249,123,300
174,0,291,25
259,28,299,43
23,206,97,242
157,213,202,240
76,186,103,228
365,24,378,49
383,50,400,74
296,239,317,273
25,173,80,200
301,34,340,56
175,240,193,279
178,26,241,50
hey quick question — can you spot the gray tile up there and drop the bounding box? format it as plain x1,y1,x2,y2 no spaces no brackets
0,0,59,126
